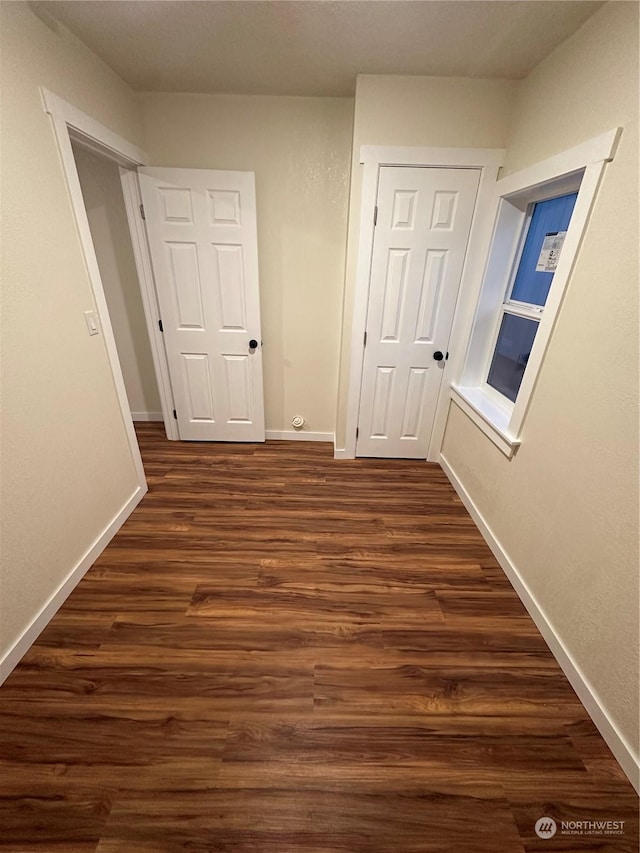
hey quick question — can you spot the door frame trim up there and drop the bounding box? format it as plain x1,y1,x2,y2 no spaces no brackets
343,145,505,461
40,88,177,477
119,169,178,440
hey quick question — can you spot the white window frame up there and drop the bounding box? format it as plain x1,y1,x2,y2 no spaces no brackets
452,128,621,458
481,188,576,406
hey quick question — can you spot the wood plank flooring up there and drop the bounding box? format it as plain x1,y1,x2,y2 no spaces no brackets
0,422,637,852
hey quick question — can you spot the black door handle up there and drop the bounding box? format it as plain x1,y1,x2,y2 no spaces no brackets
249,339,258,350
433,351,444,361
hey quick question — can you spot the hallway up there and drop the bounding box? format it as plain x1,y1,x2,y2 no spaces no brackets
0,424,637,851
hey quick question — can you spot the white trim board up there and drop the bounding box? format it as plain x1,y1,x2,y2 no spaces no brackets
13,91,156,684
40,88,149,167
131,412,164,422
0,485,146,685
120,169,178,440
360,145,505,168
265,430,334,443
343,144,505,461
41,88,149,487
449,387,519,459
439,453,640,794
495,128,621,198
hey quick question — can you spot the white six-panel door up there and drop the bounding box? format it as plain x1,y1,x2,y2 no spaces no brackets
357,166,480,458
139,167,265,442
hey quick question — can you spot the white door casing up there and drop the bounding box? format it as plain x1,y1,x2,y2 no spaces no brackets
357,166,480,458
139,167,265,441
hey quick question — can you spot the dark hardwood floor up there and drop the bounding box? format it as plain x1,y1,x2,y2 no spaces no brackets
0,423,637,852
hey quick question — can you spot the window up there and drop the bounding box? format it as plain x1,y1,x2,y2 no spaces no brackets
487,312,539,403
485,192,578,404
451,129,620,458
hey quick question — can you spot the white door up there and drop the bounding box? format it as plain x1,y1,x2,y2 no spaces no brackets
357,166,480,458
139,167,265,442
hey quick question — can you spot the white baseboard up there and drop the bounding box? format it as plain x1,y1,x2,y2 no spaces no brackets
439,453,639,794
131,411,164,422
265,430,333,443
0,484,146,685
333,447,354,459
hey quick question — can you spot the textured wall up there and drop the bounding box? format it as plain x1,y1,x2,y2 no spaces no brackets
139,92,354,435
442,1,639,756
0,4,143,658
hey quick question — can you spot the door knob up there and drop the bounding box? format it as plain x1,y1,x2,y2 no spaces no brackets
249,339,258,350
433,351,444,361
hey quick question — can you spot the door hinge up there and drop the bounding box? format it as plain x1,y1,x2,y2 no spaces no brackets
158,319,163,333
173,409,177,420
373,205,378,226
363,331,367,347
139,203,146,220
356,427,359,439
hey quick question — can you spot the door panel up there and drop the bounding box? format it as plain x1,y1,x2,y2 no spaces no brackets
214,244,247,330
167,242,204,329
357,166,480,458
415,249,447,343
401,368,427,438
139,167,265,442
380,250,408,341
182,353,215,422
224,355,253,422
371,367,395,438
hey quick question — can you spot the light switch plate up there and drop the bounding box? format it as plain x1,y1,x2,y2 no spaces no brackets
84,310,99,336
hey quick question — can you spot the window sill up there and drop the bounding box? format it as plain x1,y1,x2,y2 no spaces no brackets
450,385,521,459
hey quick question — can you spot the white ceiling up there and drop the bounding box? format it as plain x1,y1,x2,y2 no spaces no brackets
40,0,604,97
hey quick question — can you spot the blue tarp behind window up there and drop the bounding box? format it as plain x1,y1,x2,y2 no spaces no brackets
487,314,539,403
511,192,578,306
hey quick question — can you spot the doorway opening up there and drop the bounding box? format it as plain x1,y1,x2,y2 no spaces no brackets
41,87,176,492
71,140,163,428
355,164,481,459
342,144,505,461
44,90,267,461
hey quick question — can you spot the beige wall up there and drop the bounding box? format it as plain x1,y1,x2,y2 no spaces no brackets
73,143,161,417
138,92,354,435
0,4,143,658
442,1,639,755
335,74,519,446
